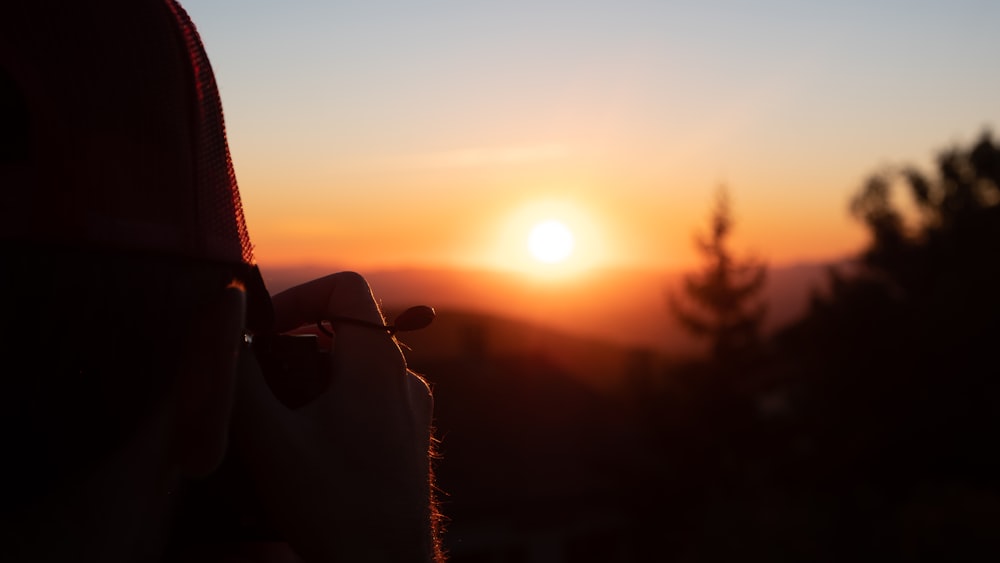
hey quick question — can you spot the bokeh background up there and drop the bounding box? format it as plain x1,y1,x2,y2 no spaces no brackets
183,1,1000,561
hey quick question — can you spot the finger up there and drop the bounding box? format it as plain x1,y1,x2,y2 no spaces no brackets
322,278,409,405
282,271,403,378
328,274,404,354
270,272,384,334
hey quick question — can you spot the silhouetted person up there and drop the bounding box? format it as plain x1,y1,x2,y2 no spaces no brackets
0,1,441,561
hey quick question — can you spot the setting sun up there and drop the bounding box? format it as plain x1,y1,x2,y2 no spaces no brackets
488,198,611,279
528,220,574,264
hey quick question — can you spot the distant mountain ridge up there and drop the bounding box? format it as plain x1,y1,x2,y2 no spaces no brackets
259,261,841,355
394,308,652,391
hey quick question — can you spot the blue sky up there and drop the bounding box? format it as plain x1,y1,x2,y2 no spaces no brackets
179,0,1000,271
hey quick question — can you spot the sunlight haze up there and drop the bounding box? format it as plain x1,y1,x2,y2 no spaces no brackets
181,0,1000,275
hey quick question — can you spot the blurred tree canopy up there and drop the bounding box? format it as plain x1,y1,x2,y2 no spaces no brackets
768,131,1000,559
784,131,1000,435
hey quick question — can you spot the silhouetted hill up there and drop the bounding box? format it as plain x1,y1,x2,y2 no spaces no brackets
260,261,838,356
392,309,658,392
403,341,658,560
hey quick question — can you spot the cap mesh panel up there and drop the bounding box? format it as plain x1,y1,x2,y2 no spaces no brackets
165,0,254,265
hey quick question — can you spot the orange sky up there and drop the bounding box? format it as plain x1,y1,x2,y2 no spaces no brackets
182,0,999,276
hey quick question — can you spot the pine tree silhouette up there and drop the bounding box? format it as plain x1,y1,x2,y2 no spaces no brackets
669,188,767,362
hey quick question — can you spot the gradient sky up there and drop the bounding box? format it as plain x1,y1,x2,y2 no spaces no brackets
182,0,999,274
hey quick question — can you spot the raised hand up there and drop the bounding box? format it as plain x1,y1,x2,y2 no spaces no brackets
233,272,437,562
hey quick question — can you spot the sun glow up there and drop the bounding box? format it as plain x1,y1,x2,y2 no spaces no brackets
528,220,574,263
491,198,608,279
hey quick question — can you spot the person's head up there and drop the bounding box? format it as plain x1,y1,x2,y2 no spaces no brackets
0,1,267,559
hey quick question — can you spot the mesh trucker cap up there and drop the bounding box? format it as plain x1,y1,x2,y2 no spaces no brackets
0,0,273,331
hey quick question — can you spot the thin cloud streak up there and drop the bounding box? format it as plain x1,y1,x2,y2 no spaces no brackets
407,143,571,169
